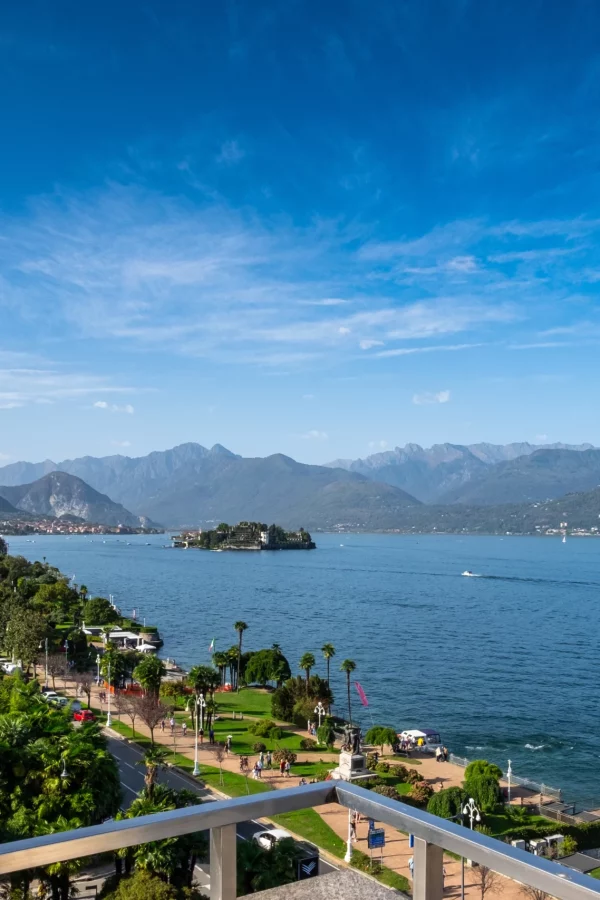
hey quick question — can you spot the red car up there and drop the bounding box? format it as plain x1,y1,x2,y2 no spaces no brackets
73,709,95,722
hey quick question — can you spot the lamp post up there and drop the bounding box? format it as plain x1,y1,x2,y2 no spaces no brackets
193,696,201,777
314,701,325,729
198,692,206,730
463,797,481,831
344,808,353,863
507,759,512,804
96,653,101,685
44,638,49,689
106,661,113,727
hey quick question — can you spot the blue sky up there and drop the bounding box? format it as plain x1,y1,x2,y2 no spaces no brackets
2,0,600,465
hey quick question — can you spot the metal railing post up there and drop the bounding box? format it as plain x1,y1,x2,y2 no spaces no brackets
413,836,444,900
210,824,236,900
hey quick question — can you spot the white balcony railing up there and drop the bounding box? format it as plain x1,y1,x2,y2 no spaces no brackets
0,781,599,900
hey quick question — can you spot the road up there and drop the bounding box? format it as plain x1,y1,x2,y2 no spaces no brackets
106,735,337,878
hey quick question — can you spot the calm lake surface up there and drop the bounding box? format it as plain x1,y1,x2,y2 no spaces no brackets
8,532,600,805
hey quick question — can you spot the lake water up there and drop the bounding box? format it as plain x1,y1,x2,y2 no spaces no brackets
7,532,600,805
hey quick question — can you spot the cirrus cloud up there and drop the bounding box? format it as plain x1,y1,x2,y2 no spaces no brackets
413,390,451,405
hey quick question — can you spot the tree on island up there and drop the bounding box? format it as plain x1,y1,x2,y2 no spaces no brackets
340,659,356,724
299,652,316,687
321,643,335,687
234,621,248,692
365,725,398,755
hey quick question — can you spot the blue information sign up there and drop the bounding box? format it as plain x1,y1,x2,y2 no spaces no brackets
367,828,386,850
368,818,375,831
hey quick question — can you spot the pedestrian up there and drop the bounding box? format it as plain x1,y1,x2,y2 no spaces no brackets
209,728,215,744
259,751,264,767
443,746,449,762
252,763,259,780
160,718,165,732
408,857,414,876
299,777,307,786
199,727,204,744
182,722,187,737
443,866,446,890
266,751,272,769
257,759,263,779
284,759,291,777
435,746,442,763
280,758,286,776
170,716,175,734
226,735,232,753
350,811,357,842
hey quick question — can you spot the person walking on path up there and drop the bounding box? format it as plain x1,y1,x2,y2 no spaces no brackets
266,751,272,769
169,716,175,735
408,857,414,877
160,718,165,733
209,727,215,744
226,735,232,754
279,758,285,776
435,746,442,763
284,760,291,778
199,727,204,744
256,759,263,779
259,751,264,767
182,722,187,738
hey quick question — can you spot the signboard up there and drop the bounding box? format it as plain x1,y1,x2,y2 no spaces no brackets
367,828,386,850
297,855,319,880
368,818,376,831
409,833,415,848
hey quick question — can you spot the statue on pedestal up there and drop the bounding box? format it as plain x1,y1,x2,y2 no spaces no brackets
342,724,361,755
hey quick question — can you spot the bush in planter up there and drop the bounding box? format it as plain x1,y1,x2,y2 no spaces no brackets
273,749,297,765
299,738,317,750
248,718,279,737
371,784,401,801
252,742,267,753
559,835,578,857
375,761,390,774
366,754,378,771
407,768,424,784
391,763,409,780
410,782,434,806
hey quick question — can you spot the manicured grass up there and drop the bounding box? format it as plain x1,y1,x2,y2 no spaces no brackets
485,811,553,836
214,688,274,718
351,849,411,893
588,868,600,880
290,760,335,779
271,808,346,856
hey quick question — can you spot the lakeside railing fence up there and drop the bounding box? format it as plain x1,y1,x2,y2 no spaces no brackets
449,754,562,800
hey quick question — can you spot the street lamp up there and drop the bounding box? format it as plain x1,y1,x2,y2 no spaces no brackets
463,797,481,830
44,638,49,689
106,661,113,727
507,759,512,804
193,693,206,777
96,653,101,685
314,701,325,729
60,758,68,779
344,808,353,863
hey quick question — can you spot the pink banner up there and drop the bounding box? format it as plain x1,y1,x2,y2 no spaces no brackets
354,681,369,707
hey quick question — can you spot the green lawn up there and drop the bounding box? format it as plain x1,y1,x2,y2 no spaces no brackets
588,868,600,880
214,688,274,717
271,808,346,856
485,811,554,837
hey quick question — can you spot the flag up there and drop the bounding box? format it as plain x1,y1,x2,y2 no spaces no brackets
208,638,215,653
354,681,369,707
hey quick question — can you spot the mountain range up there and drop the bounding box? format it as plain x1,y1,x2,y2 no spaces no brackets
325,442,596,503
0,472,154,528
0,440,598,530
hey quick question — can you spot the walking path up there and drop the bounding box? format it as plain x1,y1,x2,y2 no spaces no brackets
54,673,529,900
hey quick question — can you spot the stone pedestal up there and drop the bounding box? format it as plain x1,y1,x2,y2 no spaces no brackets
331,750,373,781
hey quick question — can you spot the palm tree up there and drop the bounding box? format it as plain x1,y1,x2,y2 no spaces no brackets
340,659,356,724
321,643,336,686
299,652,316,688
213,650,228,685
138,746,169,799
234,621,248,692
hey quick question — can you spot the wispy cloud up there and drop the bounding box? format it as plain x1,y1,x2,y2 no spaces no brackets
216,140,245,165
299,430,328,440
93,401,135,414
413,390,451,405
0,365,138,410
368,440,388,450
111,440,132,448
375,342,484,359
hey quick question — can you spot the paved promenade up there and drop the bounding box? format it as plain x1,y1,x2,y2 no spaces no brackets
54,673,531,900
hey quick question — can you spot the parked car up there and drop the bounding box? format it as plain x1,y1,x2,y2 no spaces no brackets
2,663,22,674
42,691,60,703
73,709,95,722
253,828,293,851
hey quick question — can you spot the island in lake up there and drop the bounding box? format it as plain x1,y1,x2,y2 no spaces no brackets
172,521,316,550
